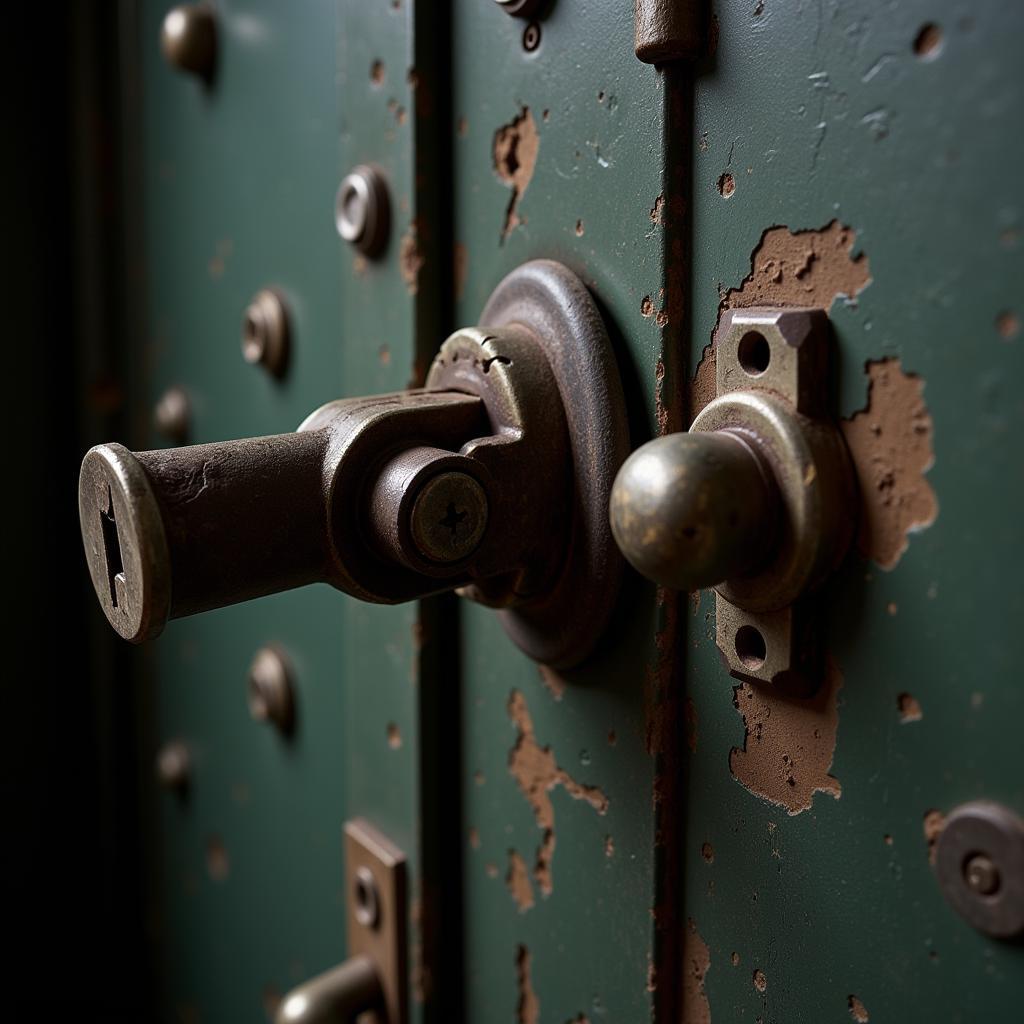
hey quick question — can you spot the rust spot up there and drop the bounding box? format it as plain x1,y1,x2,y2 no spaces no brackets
493,107,539,241
923,808,947,864
650,194,664,225
683,919,712,1024
717,173,735,198
457,116,468,137
914,23,943,59
539,664,566,701
387,722,402,749
607,729,617,746
753,969,767,993
516,945,540,1024
731,952,740,967
370,59,385,85
897,693,923,723
996,310,1019,339
474,770,485,786
399,225,425,294
730,657,843,815
468,827,480,849
884,833,894,846
575,219,585,237
506,849,535,912
641,295,655,318
848,995,870,1022
453,242,468,301
508,690,608,895
604,835,614,857
655,309,669,328
378,344,391,366
206,835,229,881
701,841,714,864
841,358,938,569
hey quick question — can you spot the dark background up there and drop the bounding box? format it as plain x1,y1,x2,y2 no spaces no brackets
5,3,152,1015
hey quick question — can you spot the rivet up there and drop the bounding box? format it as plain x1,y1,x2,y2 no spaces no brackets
160,4,217,79
241,289,290,378
353,865,381,929
335,165,390,258
153,386,190,442
964,854,1001,896
522,21,542,52
247,645,294,733
155,740,190,791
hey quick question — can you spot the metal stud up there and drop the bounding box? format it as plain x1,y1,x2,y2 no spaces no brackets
160,4,217,79
247,645,294,733
155,740,190,791
241,289,290,378
153,386,190,442
335,166,390,258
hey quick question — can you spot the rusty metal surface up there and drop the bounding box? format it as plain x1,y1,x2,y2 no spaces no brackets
634,0,707,64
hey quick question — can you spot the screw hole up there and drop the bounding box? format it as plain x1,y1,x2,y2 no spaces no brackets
735,625,767,670
737,331,771,376
353,865,380,929
522,21,541,52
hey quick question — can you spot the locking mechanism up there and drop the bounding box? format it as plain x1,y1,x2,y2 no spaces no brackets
79,261,627,669
610,308,856,692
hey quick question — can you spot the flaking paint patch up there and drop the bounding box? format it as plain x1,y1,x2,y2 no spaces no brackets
539,664,565,701
508,690,608,895
848,995,870,1022
516,945,539,1024
682,919,712,1024
399,224,425,294
897,692,923,723
730,657,843,815
842,359,938,569
689,221,871,422
493,107,539,241
506,849,534,912
923,808,947,865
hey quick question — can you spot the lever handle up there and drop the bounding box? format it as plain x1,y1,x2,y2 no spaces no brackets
276,955,383,1024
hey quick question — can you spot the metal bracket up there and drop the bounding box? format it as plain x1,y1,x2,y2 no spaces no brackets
345,820,407,1024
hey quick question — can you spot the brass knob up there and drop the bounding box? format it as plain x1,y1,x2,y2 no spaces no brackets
276,955,382,1024
160,4,216,79
609,431,778,592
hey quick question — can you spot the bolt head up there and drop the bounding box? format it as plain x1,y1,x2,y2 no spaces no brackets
160,4,216,78
410,472,488,564
156,740,190,790
335,165,390,257
964,854,1001,896
241,289,290,378
247,646,294,732
153,386,190,442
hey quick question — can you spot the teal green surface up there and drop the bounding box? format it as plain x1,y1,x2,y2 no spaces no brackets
139,1,422,1018
685,2,1023,1021
453,2,670,1021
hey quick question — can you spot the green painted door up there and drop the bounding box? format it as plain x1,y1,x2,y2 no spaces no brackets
126,1,1021,1021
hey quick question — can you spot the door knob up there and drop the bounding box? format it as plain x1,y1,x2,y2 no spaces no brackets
275,955,382,1024
79,261,628,668
610,308,857,691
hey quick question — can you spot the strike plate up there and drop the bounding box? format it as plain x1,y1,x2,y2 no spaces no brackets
345,819,407,1024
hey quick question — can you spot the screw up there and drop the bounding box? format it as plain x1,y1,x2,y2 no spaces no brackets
153,386,190,442
523,21,542,52
335,165,390,258
409,472,488,564
353,866,381,929
247,645,294,733
964,854,1001,896
160,4,217,79
156,740,190,791
241,289,290,378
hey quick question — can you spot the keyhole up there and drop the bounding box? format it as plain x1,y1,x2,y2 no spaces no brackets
439,501,468,537
100,485,125,607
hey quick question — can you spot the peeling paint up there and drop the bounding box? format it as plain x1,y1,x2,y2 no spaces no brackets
682,919,712,1024
897,692,923,723
399,224,425,294
753,969,767,993
506,849,535,912
508,690,608,895
516,945,540,1024
923,808,947,865
538,664,566,701
690,221,871,422
848,994,870,1022
730,657,843,815
493,107,539,241
842,358,938,570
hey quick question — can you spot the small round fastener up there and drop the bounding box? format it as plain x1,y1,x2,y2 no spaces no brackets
353,866,381,929
335,166,390,258
494,0,546,17
241,289,290,378
153,386,190,442
156,740,190,791
410,472,489,564
934,800,1024,938
160,4,216,79
247,646,294,733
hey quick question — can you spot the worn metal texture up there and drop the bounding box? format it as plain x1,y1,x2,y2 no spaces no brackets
682,2,1024,1021
452,2,682,1021
137,1,434,1019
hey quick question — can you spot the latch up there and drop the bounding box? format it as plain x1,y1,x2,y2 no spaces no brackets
610,308,857,692
78,261,627,669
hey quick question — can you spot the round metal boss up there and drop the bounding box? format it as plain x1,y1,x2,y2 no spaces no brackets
934,800,1024,938
335,165,390,257
160,4,216,78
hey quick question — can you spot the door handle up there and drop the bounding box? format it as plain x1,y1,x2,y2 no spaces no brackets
276,956,382,1024
78,261,628,668
610,308,857,692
